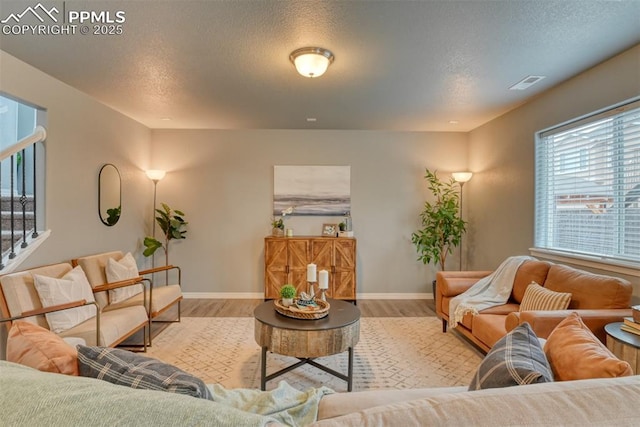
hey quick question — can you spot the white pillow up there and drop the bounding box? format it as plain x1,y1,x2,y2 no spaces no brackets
33,266,97,333
106,252,143,304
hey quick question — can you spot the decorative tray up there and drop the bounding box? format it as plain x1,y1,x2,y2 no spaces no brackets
274,299,330,320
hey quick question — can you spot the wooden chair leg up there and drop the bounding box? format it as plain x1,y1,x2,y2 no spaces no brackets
442,318,447,333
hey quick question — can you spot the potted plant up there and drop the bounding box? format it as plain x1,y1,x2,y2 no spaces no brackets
271,217,285,236
143,203,188,267
279,284,297,307
411,169,466,272
271,206,295,236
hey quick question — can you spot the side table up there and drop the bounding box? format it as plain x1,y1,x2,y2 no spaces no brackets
604,322,640,374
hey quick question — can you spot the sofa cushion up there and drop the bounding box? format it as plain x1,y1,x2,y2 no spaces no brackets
33,266,97,333
471,314,508,350
469,322,553,390
544,313,633,381
311,376,640,426
478,303,520,316
544,265,631,309
6,321,79,375
511,261,551,303
77,346,212,400
106,252,144,304
519,282,572,312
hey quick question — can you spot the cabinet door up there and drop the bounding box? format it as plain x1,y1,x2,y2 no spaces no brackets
334,239,356,300
264,238,288,299
288,239,310,296
310,239,333,271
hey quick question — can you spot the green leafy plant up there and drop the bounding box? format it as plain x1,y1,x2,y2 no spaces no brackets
279,284,297,299
338,222,346,231
105,205,121,226
143,203,188,266
271,206,295,231
411,169,466,271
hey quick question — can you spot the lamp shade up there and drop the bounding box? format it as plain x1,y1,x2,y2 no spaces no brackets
452,172,473,183
290,47,334,78
146,170,166,181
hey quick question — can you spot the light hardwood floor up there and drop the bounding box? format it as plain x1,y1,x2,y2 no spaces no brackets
180,298,437,317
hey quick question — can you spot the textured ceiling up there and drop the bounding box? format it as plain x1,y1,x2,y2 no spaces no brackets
1,0,639,131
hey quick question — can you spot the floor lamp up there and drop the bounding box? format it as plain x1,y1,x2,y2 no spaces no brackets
146,170,166,269
452,172,473,271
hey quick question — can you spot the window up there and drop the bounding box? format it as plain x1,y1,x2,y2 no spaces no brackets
535,98,640,266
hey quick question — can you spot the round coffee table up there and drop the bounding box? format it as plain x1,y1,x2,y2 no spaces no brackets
254,298,360,391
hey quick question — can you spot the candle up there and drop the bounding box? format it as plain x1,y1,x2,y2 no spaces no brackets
307,264,317,282
318,270,329,289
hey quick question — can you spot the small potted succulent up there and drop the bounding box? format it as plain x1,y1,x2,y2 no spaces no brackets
279,284,297,307
271,206,295,236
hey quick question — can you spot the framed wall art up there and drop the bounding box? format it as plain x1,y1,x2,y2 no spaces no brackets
274,165,350,216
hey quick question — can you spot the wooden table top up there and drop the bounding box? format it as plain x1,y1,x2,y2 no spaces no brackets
605,322,640,348
254,298,360,331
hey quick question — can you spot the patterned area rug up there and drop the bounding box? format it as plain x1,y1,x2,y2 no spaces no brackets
147,317,483,392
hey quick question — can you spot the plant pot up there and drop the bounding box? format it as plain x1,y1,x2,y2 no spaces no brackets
281,297,293,307
272,227,285,237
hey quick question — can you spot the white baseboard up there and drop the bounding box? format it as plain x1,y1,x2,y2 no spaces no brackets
183,292,433,300
183,292,265,299
357,293,433,300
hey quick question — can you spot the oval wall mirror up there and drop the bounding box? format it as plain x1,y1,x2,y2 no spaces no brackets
99,163,121,226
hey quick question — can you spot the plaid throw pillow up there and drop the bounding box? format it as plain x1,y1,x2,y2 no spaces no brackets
77,345,212,400
469,322,553,390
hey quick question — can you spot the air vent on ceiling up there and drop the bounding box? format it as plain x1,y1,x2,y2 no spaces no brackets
509,75,546,91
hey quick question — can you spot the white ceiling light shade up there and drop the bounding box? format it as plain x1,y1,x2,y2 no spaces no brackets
289,47,334,78
452,172,473,183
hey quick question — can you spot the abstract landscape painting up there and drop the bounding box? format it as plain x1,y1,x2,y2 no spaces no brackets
274,166,350,216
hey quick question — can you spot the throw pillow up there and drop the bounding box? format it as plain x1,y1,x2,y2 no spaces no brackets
6,321,79,375
468,322,553,390
77,345,212,400
106,252,143,304
544,312,633,381
33,266,97,333
519,282,572,312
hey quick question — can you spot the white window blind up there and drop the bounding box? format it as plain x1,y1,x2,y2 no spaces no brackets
535,98,640,265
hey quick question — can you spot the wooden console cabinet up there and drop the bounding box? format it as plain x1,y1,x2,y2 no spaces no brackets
264,236,356,301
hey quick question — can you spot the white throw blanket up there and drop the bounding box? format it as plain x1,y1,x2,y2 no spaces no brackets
449,256,535,328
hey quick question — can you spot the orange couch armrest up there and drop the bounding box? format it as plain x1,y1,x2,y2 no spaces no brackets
507,309,632,342
436,271,492,298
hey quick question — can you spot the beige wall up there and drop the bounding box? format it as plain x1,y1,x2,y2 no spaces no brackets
467,45,640,299
0,51,153,268
150,129,468,295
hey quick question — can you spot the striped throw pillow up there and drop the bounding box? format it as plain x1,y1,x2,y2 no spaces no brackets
519,282,572,312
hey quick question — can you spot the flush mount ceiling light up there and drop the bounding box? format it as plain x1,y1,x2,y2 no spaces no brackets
289,47,334,78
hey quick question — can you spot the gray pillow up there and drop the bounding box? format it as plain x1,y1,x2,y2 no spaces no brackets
468,322,553,390
77,345,212,400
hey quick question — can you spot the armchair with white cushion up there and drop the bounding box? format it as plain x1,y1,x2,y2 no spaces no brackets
72,251,182,345
0,262,148,351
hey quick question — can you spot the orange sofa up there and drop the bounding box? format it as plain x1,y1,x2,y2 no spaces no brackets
435,260,633,352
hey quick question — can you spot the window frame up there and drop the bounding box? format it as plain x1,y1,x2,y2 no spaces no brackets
532,96,640,277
